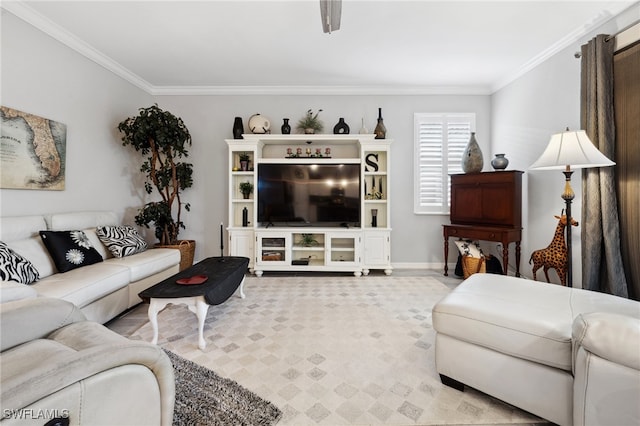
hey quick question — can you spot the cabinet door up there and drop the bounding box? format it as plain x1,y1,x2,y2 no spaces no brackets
363,231,390,267
326,233,360,266
229,230,254,266
256,234,289,266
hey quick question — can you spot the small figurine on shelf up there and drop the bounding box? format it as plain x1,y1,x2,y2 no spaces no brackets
239,152,250,171
325,147,331,156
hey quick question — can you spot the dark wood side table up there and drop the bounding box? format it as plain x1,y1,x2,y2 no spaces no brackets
443,224,522,277
445,170,524,277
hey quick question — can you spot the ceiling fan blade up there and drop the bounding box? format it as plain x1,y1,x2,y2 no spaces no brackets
320,0,342,33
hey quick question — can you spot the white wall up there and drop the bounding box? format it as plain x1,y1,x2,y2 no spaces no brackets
156,95,491,264
4,3,635,272
1,11,154,228
491,3,640,285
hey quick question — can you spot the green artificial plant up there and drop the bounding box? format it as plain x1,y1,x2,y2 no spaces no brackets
117,104,193,245
296,109,324,133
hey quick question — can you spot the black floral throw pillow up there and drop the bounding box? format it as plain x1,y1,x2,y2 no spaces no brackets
40,230,103,273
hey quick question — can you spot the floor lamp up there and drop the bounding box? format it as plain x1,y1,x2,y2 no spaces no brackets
529,129,615,287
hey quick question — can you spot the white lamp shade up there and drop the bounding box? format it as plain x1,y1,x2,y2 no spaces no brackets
529,129,615,170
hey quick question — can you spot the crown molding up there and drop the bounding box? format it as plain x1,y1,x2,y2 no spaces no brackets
491,9,619,93
2,1,154,94
150,85,492,96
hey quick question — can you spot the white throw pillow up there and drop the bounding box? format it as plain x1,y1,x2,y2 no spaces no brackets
454,240,484,258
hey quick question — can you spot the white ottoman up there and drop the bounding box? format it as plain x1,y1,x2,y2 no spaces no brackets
432,273,640,426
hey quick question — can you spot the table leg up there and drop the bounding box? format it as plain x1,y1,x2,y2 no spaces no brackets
235,276,246,299
148,299,168,345
195,296,210,350
443,237,449,276
515,241,522,277
501,243,510,276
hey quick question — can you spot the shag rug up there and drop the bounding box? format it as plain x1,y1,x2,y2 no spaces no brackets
166,349,282,426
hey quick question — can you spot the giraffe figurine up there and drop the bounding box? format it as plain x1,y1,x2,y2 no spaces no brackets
529,211,579,286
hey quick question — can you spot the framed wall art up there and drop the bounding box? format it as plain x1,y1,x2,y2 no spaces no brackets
0,106,66,190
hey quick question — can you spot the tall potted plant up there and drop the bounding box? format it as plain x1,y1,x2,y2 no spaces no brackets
117,104,195,270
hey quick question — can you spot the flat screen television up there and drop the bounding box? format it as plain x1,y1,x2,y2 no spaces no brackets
257,163,361,227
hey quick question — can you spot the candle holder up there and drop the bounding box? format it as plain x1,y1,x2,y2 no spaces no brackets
371,209,378,228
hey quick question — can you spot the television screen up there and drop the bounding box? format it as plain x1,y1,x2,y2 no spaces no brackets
257,163,361,227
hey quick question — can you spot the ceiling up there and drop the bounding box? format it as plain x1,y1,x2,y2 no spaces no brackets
3,1,637,95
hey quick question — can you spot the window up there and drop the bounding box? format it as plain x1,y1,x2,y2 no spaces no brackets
414,113,475,214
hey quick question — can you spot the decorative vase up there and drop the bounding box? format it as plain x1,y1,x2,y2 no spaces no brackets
359,118,368,134
242,207,249,227
232,117,244,139
491,153,509,170
374,108,386,139
281,118,291,135
333,118,350,134
462,132,483,173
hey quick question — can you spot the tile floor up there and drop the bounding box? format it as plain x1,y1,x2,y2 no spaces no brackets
107,269,548,425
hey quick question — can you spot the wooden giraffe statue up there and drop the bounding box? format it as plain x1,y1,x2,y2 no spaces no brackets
529,211,579,286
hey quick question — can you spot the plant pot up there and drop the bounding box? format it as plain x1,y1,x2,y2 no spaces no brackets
156,239,196,271
240,160,249,171
304,128,315,134
242,193,250,199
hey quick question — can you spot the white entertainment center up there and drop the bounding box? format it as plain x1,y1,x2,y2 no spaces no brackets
227,134,392,277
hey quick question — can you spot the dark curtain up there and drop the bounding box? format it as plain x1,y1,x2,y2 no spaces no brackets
580,34,629,298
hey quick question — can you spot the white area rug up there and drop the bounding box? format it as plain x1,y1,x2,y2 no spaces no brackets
130,274,544,425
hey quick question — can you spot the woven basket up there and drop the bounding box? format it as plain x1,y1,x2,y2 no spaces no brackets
461,255,486,279
157,239,196,271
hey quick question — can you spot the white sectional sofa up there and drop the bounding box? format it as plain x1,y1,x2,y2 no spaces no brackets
0,211,180,323
433,274,640,426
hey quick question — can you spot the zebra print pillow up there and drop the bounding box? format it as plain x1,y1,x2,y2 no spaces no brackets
96,226,148,258
0,241,40,284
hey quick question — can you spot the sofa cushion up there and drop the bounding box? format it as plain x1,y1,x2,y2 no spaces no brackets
31,263,130,308
6,237,56,278
106,248,180,282
96,226,148,258
0,241,40,284
0,281,38,303
45,211,118,232
40,231,103,273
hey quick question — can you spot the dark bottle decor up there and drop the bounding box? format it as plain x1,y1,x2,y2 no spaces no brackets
242,207,249,227
462,132,483,173
281,118,291,135
333,117,350,134
371,209,378,228
232,117,244,139
491,153,509,170
374,108,386,139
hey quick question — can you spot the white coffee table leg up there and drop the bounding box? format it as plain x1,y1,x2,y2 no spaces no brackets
148,298,169,345
236,276,246,299
194,296,210,350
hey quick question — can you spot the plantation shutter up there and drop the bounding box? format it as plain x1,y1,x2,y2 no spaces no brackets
414,113,475,214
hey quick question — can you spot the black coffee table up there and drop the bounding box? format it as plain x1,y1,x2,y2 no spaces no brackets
139,256,249,350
